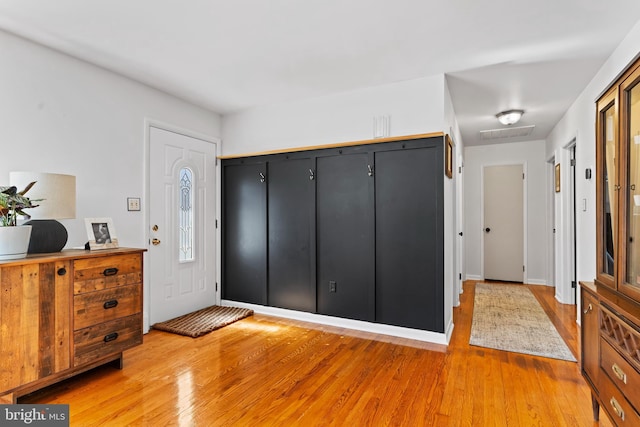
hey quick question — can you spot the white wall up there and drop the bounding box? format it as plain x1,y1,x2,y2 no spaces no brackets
464,140,548,284
222,75,445,155
0,29,221,249
547,20,640,285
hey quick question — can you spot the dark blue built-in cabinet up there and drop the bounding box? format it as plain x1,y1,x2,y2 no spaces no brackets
221,136,444,333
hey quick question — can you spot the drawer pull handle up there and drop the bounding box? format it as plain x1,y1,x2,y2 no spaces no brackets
583,303,592,314
103,267,119,276
103,300,119,309
612,363,627,384
610,397,625,420
103,332,119,343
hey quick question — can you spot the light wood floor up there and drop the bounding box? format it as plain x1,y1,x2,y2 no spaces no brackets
22,281,612,426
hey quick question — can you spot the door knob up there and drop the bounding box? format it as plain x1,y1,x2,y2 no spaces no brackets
485,228,491,233
151,238,161,246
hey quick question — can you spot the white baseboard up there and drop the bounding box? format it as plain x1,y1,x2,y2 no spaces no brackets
527,279,548,285
465,274,482,281
143,311,150,334
221,300,450,346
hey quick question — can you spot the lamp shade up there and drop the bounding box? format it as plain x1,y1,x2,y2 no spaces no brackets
9,172,76,219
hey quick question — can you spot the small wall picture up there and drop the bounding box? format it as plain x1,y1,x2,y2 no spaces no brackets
445,134,453,179
85,217,119,250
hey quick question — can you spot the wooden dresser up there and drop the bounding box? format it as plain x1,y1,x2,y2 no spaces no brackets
581,55,640,425
0,247,145,403
580,282,640,425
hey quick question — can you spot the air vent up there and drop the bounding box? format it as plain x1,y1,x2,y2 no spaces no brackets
479,125,535,140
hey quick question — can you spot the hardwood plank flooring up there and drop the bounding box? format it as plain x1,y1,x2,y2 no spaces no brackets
21,281,612,426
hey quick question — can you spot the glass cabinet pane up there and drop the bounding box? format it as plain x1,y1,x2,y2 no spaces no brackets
603,104,616,277
626,83,640,286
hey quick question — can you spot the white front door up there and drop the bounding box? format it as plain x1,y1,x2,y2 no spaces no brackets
149,126,217,324
483,164,524,282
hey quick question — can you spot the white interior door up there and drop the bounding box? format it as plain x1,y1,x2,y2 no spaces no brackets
149,126,217,324
483,164,524,282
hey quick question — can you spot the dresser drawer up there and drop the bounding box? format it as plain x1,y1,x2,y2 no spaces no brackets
74,313,142,366
601,338,640,408
599,370,640,426
74,284,141,330
74,253,142,295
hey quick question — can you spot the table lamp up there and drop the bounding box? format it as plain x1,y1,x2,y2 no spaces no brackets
10,172,76,253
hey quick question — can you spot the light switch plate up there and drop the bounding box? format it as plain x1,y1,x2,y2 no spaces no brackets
127,197,141,211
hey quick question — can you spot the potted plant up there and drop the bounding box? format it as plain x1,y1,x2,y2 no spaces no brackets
0,182,39,260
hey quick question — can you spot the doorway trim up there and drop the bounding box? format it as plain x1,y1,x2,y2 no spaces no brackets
546,155,556,290
143,118,221,332
551,139,577,305
480,161,528,283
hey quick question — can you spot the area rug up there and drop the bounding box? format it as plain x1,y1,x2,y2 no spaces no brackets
469,283,576,361
152,306,253,338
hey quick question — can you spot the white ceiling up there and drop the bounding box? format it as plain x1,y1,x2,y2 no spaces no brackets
1,0,639,146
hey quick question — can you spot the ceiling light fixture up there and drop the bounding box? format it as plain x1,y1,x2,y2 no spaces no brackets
496,109,524,126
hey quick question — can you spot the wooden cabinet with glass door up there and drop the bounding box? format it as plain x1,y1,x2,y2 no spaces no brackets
620,66,640,301
586,56,640,426
596,86,617,290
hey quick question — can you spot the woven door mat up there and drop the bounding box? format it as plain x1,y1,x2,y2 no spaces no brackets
152,305,254,338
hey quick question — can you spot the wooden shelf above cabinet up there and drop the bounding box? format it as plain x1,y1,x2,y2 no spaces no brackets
218,132,445,160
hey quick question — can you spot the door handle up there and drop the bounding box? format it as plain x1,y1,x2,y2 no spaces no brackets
485,228,491,233
459,232,463,236
151,238,161,246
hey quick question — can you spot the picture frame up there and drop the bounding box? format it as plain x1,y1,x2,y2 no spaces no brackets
85,217,119,250
555,163,561,192
445,134,453,179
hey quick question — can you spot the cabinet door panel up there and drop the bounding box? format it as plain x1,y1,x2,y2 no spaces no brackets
580,289,599,389
317,153,375,321
222,162,267,304
621,68,640,301
375,145,444,331
0,261,71,391
268,158,315,312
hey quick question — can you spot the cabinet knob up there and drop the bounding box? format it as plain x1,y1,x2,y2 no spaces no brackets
103,332,119,343
57,267,67,276
103,267,119,276
103,299,119,310
612,363,627,384
610,397,625,421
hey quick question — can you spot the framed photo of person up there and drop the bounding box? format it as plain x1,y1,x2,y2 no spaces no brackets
85,217,119,250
